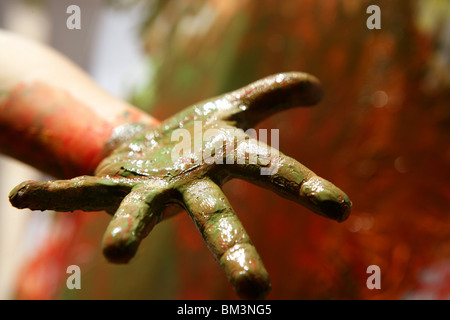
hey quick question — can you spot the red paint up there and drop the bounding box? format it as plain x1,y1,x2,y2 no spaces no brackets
0,82,114,177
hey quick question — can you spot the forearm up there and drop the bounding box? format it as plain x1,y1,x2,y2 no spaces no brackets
0,30,159,178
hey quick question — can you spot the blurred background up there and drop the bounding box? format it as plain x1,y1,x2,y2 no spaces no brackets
0,0,449,299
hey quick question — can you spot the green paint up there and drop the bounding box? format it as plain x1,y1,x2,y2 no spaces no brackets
9,72,352,299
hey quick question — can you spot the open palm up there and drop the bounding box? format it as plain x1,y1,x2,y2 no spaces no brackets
9,72,352,299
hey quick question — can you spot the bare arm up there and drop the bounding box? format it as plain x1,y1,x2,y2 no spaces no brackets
0,29,158,177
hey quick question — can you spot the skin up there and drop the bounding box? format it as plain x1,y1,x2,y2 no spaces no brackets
0,29,157,178
8,72,352,300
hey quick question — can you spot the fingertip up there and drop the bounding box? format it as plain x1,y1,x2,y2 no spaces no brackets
279,71,324,105
9,180,41,209
300,176,352,222
231,72,324,127
233,270,272,300
102,242,139,264
8,183,27,207
102,220,140,264
220,243,272,300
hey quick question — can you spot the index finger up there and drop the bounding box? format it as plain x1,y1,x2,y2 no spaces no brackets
158,72,322,132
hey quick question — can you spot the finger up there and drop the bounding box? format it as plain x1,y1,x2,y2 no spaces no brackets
180,178,271,299
157,72,322,132
225,72,323,128
225,138,352,222
102,186,167,263
9,176,134,214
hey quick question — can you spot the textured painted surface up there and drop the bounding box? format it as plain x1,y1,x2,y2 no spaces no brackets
9,72,351,299
0,82,113,177
0,82,156,178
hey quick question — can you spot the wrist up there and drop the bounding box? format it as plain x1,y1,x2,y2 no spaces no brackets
0,82,157,178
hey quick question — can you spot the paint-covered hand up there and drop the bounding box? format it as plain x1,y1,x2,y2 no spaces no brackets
9,72,352,299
